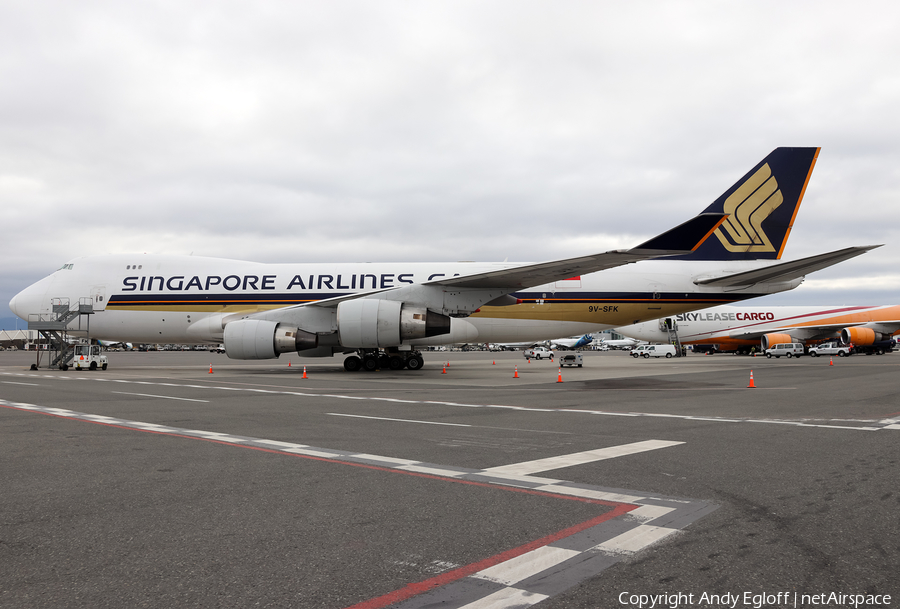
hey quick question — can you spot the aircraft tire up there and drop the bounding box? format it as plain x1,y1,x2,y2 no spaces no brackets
343,356,361,372
388,356,404,370
362,356,378,371
30,364,37,370
405,355,424,370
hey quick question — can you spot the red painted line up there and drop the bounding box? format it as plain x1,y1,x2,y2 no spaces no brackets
1,401,640,607
344,504,635,609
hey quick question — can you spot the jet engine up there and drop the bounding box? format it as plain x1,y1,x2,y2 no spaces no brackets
761,333,797,350
840,327,890,345
223,319,318,360
336,299,450,348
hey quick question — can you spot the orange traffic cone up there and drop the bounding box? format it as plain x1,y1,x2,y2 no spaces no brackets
442,364,447,374
446,361,449,368
208,364,213,374
747,370,755,388
492,360,495,365
514,366,519,378
288,361,292,367
829,357,834,366
302,366,308,379
557,368,563,383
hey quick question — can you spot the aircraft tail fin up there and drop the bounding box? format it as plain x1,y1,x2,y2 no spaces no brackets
673,147,820,261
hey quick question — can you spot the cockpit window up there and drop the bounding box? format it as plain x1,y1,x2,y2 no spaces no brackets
58,263,75,271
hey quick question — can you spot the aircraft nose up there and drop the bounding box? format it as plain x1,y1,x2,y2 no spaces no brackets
9,291,22,318
9,278,51,321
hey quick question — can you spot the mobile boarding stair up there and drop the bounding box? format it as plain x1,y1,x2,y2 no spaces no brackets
27,298,94,370
660,317,684,356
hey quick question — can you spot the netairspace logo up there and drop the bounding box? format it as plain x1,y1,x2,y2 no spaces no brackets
617,591,892,608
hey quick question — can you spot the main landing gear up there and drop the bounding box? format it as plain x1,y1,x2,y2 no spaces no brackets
343,349,425,372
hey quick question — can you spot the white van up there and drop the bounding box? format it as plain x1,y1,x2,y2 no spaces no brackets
765,342,805,358
635,344,677,359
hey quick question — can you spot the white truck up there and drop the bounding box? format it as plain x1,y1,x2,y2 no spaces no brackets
808,341,851,357
632,344,677,358
73,343,108,370
524,346,555,360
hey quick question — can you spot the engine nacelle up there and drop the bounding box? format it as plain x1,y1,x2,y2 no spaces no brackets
761,333,796,350
336,299,451,348
840,327,889,346
223,319,318,359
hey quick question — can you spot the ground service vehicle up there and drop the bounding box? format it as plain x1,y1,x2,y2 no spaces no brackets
73,344,108,370
524,347,554,360
808,342,851,357
765,343,804,358
559,353,583,367
636,344,677,358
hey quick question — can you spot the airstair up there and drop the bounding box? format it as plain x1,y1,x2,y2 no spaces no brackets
27,298,94,370
659,317,684,356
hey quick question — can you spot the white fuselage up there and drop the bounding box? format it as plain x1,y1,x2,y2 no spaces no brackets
617,304,900,347
10,254,800,350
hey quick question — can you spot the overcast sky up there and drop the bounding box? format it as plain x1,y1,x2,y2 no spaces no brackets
3,1,900,326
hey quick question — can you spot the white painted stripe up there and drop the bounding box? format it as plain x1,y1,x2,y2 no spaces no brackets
483,440,684,476
0,373,889,433
283,447,342,458
325,413,470,427
480,473,564,486
255,439,310,449
533,484,644,504
627,505,675,523
1,381,40,386
474,546,581,586
457,587,548,608
594,525,678,554
884,424,900,430
351,453,419,466
396,464,466,477
111,391,209,403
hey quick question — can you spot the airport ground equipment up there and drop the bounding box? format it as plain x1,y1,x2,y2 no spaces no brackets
72,342,108,370
27,298,95,370
559,353,583,367
808,341,851,357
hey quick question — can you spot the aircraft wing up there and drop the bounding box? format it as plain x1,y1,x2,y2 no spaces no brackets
694,245,880,287
429,213,727,290
296,212,727,309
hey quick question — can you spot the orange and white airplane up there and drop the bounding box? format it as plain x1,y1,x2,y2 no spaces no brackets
616,304,900,354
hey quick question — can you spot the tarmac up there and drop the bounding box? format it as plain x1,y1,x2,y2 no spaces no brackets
1,349,898,608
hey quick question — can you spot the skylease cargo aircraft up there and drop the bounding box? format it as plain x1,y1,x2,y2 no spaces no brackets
616,304,900,355
8,148,878,371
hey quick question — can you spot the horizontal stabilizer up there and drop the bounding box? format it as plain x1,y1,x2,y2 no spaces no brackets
694,245,881,287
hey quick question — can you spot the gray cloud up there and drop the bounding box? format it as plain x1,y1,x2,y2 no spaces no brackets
3,1,899,312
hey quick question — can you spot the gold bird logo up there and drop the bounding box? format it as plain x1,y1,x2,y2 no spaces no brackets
713,163,783,252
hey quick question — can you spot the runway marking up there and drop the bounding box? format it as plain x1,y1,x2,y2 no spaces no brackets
2,372,895,431
0,397,714,609
326,413,471,427
1,381,39,386
111,391,210,403
483,440,684,476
